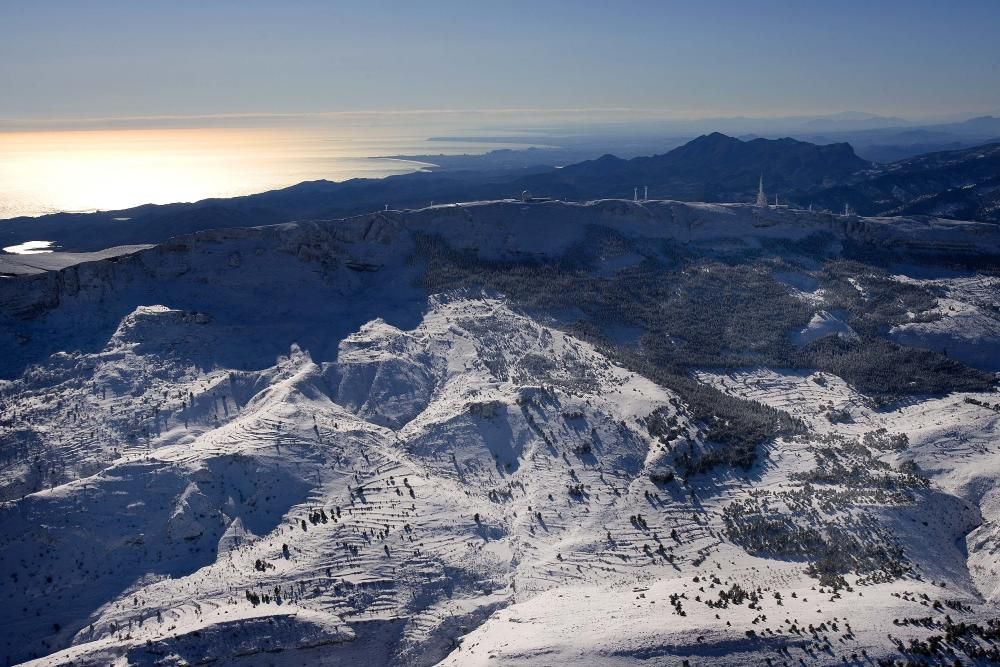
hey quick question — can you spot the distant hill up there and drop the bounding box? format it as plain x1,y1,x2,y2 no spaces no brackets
939,115,1000,138
803,141,1000,222
0,170,534,253
793,115,1000,162
7,133,1000,257
799,112,910,131
514,132,871,201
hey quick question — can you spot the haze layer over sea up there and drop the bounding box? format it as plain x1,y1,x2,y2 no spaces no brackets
0,116,540,220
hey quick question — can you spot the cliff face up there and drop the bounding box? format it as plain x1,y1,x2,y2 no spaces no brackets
3,199,998,323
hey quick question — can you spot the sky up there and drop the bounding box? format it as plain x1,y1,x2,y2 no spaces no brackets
2,0,1000,128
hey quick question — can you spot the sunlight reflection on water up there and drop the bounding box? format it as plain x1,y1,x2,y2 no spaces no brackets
0,126,529,219
2,240,54,254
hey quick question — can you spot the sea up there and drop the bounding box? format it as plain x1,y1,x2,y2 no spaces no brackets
0,120,535,220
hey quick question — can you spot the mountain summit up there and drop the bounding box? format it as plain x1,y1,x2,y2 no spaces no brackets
516,133,871,201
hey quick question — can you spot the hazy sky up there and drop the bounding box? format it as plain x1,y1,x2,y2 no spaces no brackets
3,0,999,126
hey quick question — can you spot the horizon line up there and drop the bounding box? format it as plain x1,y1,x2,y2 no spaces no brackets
2,107,994,133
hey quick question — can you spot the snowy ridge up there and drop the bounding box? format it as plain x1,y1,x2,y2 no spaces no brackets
2,199,1000,665
1,297,692,665
4,198,1000,322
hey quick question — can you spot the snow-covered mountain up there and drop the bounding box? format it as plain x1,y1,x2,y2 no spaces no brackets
2,199,1000,665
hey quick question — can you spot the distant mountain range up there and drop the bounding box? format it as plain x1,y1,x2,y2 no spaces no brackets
804,141,1000,221
512,132,871,201
3,131,1000,255
511,133,1000,221
793,115,1000,162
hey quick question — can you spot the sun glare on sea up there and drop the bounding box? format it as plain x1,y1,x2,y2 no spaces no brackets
0,127,436,219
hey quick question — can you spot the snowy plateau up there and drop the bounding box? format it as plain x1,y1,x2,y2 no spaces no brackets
3,199,1000,666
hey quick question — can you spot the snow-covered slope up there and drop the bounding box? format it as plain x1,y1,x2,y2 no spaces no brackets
1,296,688,666
2,199,999,666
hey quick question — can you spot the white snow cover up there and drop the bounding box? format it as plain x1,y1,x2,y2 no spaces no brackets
793,310,858,345
1,199,999,665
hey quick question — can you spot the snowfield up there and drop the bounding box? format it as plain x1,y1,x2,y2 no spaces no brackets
1,199,999,665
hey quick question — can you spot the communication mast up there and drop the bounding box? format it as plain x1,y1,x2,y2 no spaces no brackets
756,174,768,208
